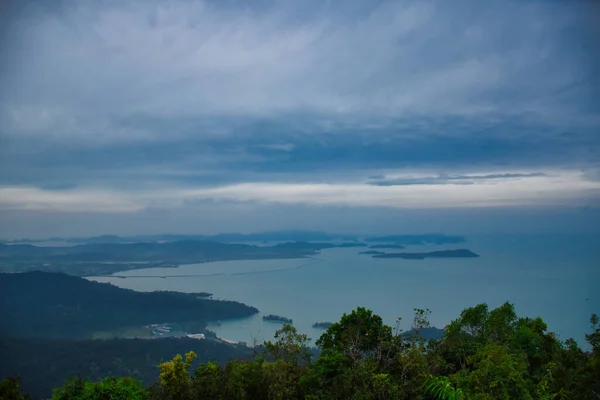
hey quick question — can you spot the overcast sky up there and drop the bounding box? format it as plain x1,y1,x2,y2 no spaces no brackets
1,0,599,238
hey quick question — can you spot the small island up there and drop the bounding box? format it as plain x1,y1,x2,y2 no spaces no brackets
312,322,333,330
359,250,385,255
373,249,479,259
263,314,293,324
368,244,405,249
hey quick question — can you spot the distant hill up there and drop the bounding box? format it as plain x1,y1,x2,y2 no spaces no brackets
4,230,359,244
368,244,406,249
0,240,358,276
2,231,465,246
373,249,479,259
0,271,258,339
364,234,465,245
0,233,467,276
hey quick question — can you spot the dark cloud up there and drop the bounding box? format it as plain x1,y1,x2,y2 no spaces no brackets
0,116,596,191
0,0,599,235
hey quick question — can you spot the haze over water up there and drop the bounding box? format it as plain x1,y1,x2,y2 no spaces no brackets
89,234,600,348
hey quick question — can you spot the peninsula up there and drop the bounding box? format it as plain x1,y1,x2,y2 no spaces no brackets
0,271,258,339
0,241,364,277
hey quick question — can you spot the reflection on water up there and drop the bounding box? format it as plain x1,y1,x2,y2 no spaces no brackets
88,235,600,347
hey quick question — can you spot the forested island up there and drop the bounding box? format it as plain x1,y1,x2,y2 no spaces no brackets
263,314,293,324
0,271,257,339
358,250,385,255
372,249,480,259
312,322,333,329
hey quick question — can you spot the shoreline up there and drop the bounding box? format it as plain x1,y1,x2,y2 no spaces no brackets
88,256,325,280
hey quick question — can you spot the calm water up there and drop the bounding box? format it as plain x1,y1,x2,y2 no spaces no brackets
88,235,600,347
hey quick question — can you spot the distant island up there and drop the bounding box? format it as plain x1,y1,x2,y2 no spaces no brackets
373,249,479,259
359,250,385,255
312,322,333,329
368,244,405,249
0,231,468,277
0,240,365,277
263,314,293,324
365,234,465,245
2,230,357,244
3,231,465,246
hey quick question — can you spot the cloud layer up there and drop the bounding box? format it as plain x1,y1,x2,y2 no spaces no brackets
1,170,598,213
0,0,599,234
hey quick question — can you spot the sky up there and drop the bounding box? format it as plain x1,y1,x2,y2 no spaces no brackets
0,0,599,238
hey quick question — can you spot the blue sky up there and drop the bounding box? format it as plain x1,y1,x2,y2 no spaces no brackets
0,0,599,238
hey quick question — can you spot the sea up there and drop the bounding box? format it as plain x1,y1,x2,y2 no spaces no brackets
88,234,600,348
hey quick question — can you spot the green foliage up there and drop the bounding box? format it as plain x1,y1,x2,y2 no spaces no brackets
0,377,29,400
586,313,600,353
222,359,264,400
412,309,432,335
156,352,196,400
0,336,253,400
18,303,600,400
264,324,311,366
316,307,393,361
1,272,258,339
453,343,532,400
192,361,223,399
262,359,303,400
424,376,465,400
51,376,148,400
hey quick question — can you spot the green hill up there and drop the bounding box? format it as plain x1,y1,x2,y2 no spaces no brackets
0,271,257,338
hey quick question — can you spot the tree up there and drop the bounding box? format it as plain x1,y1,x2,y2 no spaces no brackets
316,307,393,361
0,378,29,400
16,302,600,400
192,361,223,399
262,360,303,400
586,313,600,354
264,324,311,366
52,377,148,400
411,309,432,338
453,343,531,400
222,359,265,400
262,324,312,399
155,351,196,400
51,376,86,400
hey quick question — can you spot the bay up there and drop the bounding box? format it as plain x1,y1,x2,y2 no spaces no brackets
88,234,600,348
